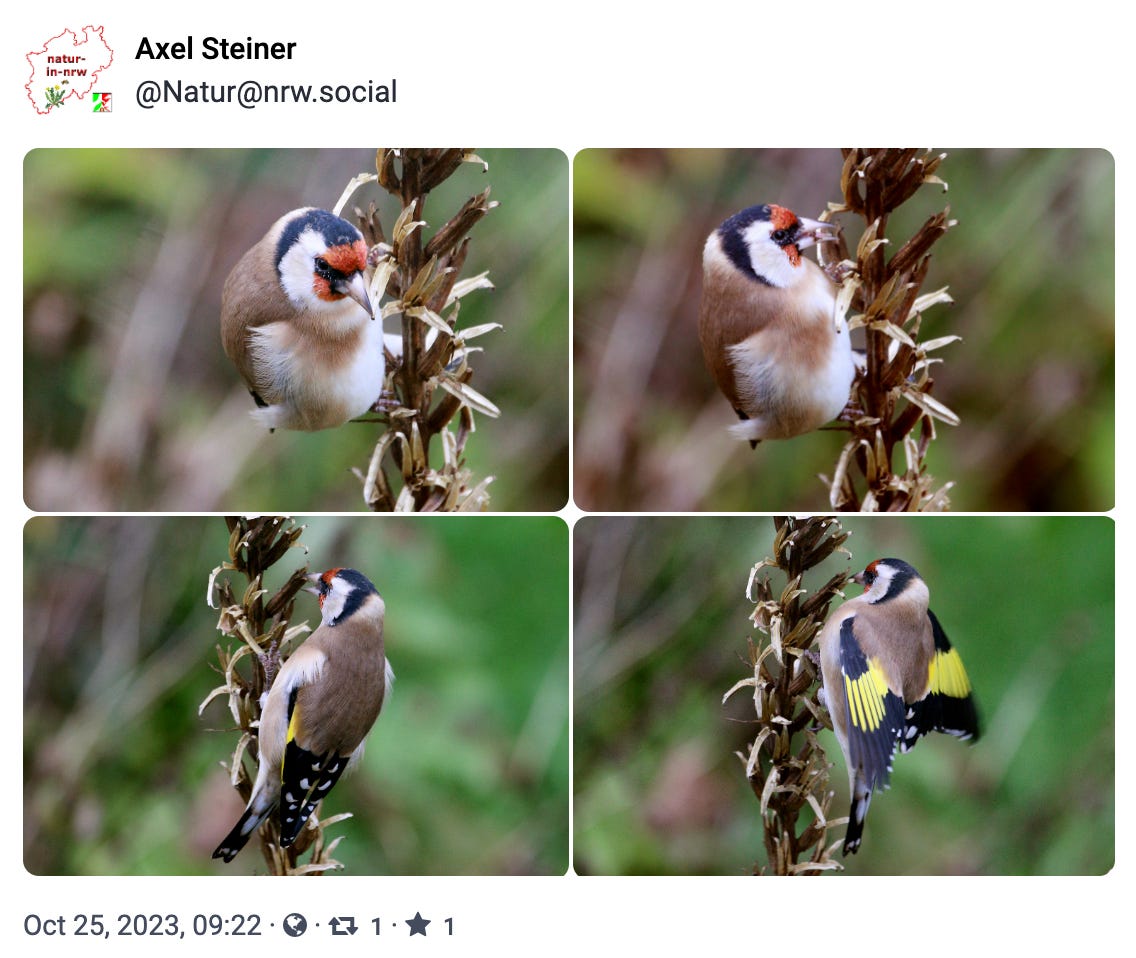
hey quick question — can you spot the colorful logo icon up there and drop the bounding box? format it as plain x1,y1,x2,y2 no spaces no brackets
25,26,114,114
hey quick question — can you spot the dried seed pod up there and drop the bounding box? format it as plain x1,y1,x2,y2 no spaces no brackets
201,516,353,875
723,516,852,874
825,149,959,511
343,149,500,513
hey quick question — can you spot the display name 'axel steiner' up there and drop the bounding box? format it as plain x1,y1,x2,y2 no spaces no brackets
135,36,298,60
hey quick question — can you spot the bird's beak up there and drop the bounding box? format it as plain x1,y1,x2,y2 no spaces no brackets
343,271,374,319
852,570,867,586
303,571,323,596
795,217,841,251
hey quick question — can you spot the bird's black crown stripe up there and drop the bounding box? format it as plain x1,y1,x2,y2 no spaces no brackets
874,558,920,603
274,209,363,273
718,204,775,286
325,568,379,626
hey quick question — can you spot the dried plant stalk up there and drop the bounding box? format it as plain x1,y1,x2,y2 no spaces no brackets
821,148,959,511
723,516,851,874
201,515,349,874
341,148,500,512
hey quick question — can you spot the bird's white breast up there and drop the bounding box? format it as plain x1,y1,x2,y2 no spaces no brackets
249,303,385,431
726,264,855,439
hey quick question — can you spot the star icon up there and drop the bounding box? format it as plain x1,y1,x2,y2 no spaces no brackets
406,912,430,936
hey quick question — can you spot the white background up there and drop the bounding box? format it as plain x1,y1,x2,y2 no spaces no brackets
8,1,1128,953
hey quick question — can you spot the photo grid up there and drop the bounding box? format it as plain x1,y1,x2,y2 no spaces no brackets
13,16,1124,951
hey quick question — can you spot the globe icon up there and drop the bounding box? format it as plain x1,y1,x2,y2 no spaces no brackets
282,913,308,938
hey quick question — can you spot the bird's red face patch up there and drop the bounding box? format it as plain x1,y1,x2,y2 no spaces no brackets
316,567,343,605
324,240,368,275
768,204,802,267
312,240,368,302
768,205,799,232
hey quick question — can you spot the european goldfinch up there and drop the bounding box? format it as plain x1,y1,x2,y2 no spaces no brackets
817,558,980,855
220,208,384,432
698,203,855,446
213,567,393,862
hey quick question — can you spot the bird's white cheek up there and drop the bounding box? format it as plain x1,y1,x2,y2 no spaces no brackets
277,231,351,312
319,588,347,626
278,250,320,310
738,222,797,288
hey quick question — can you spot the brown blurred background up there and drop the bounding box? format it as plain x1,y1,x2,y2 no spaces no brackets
573,149,1114,511
24,148,569,512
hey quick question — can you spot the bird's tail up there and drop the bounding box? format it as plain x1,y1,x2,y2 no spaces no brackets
727,419,764,448
212,804,273,863
843,781,873,856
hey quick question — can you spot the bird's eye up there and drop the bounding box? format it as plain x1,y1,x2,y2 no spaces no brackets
770,228,792,245
314,256,330,272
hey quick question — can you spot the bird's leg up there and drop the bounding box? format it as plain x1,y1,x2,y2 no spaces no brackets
260,640,282,691
823,259,855,285
368,242,394,268
805,649,832,732
370,390,402,414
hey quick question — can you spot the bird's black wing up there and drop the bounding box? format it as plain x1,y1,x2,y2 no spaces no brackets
277,686,349,847
839,617,906,793
902,610,981,750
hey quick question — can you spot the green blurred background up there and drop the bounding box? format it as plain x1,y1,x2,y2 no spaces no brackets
574,515,1114,875
573,149,1114,511
23,148,568,511
23,515,569,875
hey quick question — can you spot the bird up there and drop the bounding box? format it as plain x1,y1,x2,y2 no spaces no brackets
698,203,856,446
220,207,386,432
816,558,980,855
213,567,393,863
